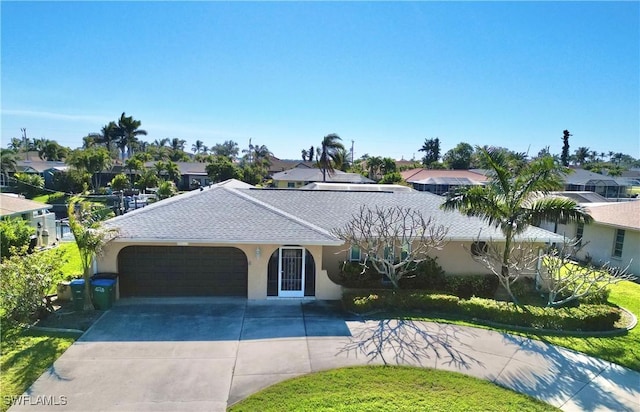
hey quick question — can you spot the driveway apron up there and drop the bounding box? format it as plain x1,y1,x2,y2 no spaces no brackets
9,299,640,412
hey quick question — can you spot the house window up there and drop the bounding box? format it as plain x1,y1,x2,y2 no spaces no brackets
287,182,295,188
575,223,584,248
349,245,361,262
471,241,488,256
400,241,410,260
383,245,394,261
613,229,625,258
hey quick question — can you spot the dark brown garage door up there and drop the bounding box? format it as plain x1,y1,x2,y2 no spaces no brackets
118,246,247,297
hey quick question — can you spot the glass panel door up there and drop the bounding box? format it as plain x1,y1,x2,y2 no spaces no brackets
278,247,305,297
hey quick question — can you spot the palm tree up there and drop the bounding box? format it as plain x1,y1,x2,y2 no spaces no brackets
573,147,590,166
442,147,593,304
99,122,119,154
367,156,383,180
117,112,147,160
301,149,308,161
67,198,118,310
1,149,18,185
318,134,345,182
192,140,204,154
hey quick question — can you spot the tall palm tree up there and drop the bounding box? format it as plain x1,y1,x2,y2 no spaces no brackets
117,112,147,160
99,121,119,153
442,147,593,304
318,134,345,182
367,156,383,180
192,140,204,154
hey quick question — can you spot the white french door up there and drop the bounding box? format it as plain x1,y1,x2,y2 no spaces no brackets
278,247,305,297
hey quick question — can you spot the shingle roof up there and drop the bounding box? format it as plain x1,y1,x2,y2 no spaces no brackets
401,169,488,183
0,194,52,217
104,186,340,245
242,189,562,242
585,201,640,231
300,182,414,192
104,187,563,244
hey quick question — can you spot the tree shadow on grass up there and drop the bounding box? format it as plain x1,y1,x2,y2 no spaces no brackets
496,333,640,411
1,331,74,399
338,318,484,370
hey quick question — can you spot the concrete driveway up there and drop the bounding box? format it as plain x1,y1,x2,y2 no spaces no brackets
10,298,640,412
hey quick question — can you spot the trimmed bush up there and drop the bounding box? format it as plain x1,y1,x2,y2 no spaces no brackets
338,261,384,288
443,274,499,299
398,257,446,290
342,290,620,332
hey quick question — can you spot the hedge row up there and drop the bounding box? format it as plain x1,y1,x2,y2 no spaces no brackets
343,290,620,332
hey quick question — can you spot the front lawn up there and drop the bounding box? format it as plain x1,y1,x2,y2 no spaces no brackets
537,281,640,371
55,242,83,279
0,328,78,412
229,366,557,411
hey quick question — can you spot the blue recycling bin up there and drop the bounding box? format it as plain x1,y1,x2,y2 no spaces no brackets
91,279,116,310
70,279,86,311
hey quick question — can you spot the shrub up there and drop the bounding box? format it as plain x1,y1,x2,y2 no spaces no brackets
12,172,45,198
398,257,446,290
443,274,499,299
342,290,620,331
0,248,67,325
339,261,383,288
0,218,36,259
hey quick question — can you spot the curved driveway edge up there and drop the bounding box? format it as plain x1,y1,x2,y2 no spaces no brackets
9,299,640,412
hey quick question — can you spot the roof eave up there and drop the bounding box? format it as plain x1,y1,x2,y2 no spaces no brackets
110,237,345,246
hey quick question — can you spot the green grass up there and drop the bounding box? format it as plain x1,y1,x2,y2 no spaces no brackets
0,328,78,412
533,281,640,371
229,366,557,412
55,242,83,279
394,281,640,371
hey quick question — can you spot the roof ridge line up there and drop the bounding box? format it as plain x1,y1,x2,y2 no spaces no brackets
226,188,339,240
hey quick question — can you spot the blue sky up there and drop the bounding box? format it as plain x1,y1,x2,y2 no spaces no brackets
2,1,639,160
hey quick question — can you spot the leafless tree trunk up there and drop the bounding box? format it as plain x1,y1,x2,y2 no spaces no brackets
540,240,636,307
332,206,448,288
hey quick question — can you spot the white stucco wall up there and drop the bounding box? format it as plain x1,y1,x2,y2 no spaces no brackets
572,223,639,276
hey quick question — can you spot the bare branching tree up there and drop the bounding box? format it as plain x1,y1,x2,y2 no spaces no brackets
332,206,448,288
465,236,540,304
539,240,636,307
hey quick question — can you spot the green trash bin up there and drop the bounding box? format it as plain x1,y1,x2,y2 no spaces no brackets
70,279,85,311
91,279,116,310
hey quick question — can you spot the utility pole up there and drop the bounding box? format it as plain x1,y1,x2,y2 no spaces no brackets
350,140,354,165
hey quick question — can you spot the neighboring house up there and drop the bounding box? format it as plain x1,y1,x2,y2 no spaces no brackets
562,168,628,199
0,194,57,247
142,161,211,190
98,186,562,300
14,160,69,189
400,169,487,195
267,156,315,176
538,198,640,276
272,167,374,188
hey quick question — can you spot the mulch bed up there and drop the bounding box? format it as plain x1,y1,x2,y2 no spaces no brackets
34,298,105,331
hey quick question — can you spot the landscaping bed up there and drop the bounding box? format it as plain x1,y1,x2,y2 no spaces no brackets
343,289,623,332
33,298,105,332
